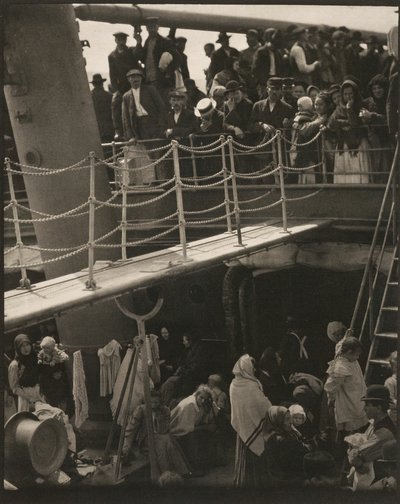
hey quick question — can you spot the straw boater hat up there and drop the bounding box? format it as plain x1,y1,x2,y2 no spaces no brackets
194,97,217,117
4,411,68,478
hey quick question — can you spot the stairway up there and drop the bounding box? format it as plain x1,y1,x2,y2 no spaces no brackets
364,243,398,385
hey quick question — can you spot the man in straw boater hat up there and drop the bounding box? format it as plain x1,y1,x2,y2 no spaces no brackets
108,31,142,140
347,385,396,483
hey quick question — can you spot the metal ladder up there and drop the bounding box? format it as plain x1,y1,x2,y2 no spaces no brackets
350,142,399,384
364,241,398,383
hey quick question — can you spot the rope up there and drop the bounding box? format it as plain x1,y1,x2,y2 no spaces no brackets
100,147,173,173
3,245,88,269
92,224,123,244
96,185,176,208
23,243,86,253
94,224,180,249
181,169,225,182
7,157,88,172
4,245,19,255
125,211,178,228
4,201,90,223
6,159,91,176
235,165,281,179
240,198,283,213
232,132,278,151
178,139,230,154
186,211,235,225
181,175,232,188
282,161,323,172
117,142,172,155
3,202,13,211
281,130,322,147
182,138,225,151
126,176,175,190
238,189,276,205
184,201,227,215
285,189,324,201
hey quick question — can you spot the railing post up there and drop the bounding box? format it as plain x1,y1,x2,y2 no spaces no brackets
85,151,97,289
172,140,189,261
112,140,117,185
220,135,232,233
121,147,128,261
5,158,31,289
368,264,375,341
189,134,198,186
228,136,244,246
320,130,327,184
392,162,398,246
277,131,288,233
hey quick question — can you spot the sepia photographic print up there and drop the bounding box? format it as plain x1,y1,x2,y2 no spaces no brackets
2,1,399,502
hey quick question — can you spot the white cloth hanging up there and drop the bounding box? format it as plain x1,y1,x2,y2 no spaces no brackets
72,351,89,429
98,339,122,397
110,335,160,425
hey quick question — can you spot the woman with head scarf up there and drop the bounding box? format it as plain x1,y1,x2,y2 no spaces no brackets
327,79,372,183
263,405,309,485
230,354,272,487
8,334,44,411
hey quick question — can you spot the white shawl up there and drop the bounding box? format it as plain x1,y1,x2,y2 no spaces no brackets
229,354,272,456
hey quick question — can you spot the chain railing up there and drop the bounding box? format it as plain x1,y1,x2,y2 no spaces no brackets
7,125,391,290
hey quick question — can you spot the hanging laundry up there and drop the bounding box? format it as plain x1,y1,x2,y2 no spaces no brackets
72,350,89,429
98,339,122,397
110,334,160,425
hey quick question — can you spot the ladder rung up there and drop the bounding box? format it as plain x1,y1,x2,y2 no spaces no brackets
388,281,398,286
381,306,398,312
375,332,397,339
369,359,391,366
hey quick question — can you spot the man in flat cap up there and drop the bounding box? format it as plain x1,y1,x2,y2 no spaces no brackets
208,32,237,82
108,31,142,140
122,68,167,179
289,27,320,85
249,77,294,180
135,17,180,106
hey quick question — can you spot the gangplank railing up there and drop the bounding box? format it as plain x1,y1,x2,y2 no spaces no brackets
3,128,394,290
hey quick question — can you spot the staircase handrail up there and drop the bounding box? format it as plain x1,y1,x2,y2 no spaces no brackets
350,141,399,332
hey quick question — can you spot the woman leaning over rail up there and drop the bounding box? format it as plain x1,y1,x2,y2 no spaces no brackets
8,334,44,411
327,79,372,184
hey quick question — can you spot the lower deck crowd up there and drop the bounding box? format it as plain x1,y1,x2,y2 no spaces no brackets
4,318,397,491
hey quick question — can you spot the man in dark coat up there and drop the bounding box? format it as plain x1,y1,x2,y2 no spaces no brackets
344,31,363,83
122,68,167,142
165,89,198,177
136,17,181,105
108,32,141,139
175,36,190,81
208,32,237,81
281,77,298,108
290,28,320,85
184,78,206,111
90,74,114,143
252,29,283,94
223,80,253,138
359,35,382,95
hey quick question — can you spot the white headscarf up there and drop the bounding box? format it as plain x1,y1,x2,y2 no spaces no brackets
230,354,272,456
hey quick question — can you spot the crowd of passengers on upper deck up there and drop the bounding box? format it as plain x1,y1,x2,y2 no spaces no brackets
88,17,398,184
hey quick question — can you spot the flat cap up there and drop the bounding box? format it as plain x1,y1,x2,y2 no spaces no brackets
126,68,144,78
113,31,128,38
267,77,283,88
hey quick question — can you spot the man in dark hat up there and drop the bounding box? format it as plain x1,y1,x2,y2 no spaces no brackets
208,32,237,81
90,74,114,173
281,77,297,108
239,29,261,103
252,29,283,99
175,36,190,81
223,80,253,146
135,17,180,105
348,385,396,481
344,31,363,82
108,31,142,140
360,35,381,95
290,27,320,85
203,43,215,93
184,78,206,111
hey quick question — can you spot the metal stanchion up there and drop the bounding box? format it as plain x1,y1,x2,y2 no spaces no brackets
228,136,244,246
220,135,232,233
189,134,198,186
112,141,117,185
121,147,128,261
277,131,288,233
368,265,375,341
85,151,97,289
321,130,327,183
5,158,31,289
172,140,190,261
